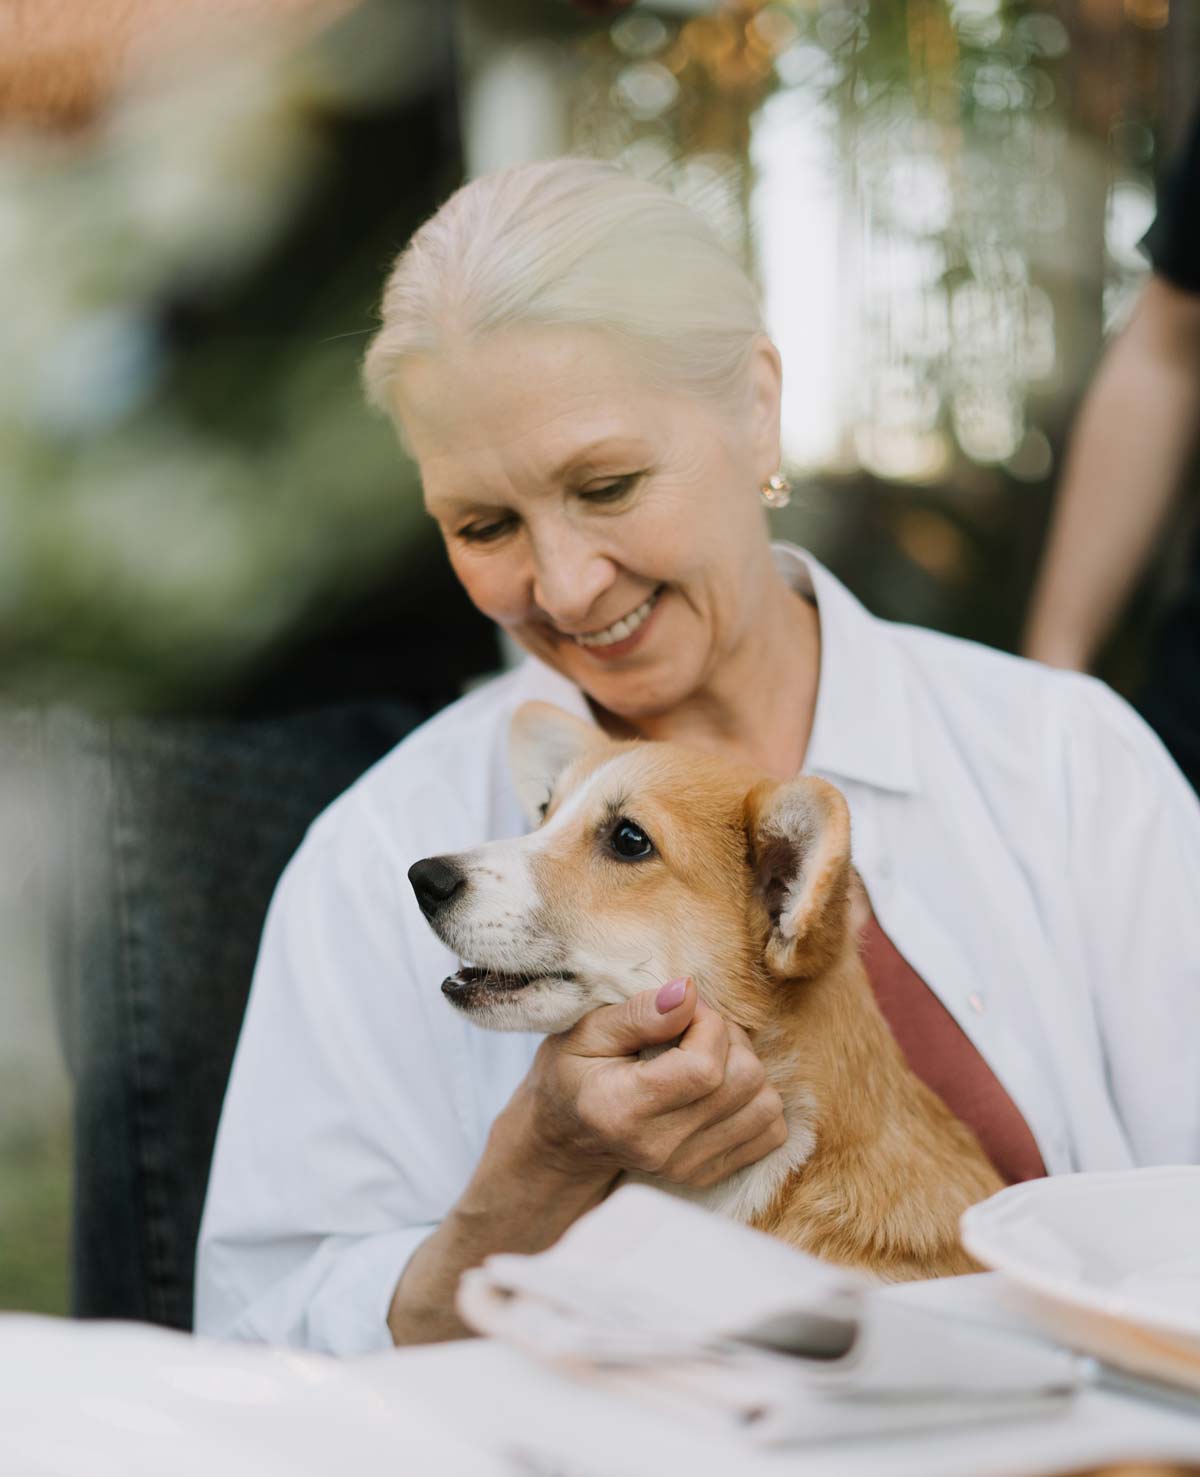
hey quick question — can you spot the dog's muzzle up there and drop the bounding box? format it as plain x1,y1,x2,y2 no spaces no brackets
408,855,465,920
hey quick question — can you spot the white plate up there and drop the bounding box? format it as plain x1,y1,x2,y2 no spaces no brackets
960,1167,1200,1393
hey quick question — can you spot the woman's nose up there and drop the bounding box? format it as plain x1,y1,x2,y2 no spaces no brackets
531,529,617,629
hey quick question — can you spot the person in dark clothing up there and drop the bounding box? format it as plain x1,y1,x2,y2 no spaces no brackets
1024,103,1200,795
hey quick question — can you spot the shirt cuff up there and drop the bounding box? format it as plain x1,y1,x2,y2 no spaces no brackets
197,1224,437,1357
302,1226,438,1356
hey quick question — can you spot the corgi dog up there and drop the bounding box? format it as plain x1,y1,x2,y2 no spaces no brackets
408,701,1002,1280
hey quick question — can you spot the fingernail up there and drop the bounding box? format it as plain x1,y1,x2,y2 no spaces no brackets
655,977,689,1013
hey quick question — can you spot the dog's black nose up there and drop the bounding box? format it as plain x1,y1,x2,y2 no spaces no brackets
408,856,466,919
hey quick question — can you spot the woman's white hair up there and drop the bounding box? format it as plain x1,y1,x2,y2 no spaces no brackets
362,156,766,421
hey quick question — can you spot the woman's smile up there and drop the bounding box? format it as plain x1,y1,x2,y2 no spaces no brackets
559,585,665,659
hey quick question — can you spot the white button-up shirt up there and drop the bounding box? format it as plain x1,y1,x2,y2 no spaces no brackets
195,545,1200,1354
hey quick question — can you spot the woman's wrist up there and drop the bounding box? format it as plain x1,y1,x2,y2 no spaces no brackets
465,1090,616,1230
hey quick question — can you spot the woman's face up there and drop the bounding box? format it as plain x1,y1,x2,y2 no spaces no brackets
393,324,783,724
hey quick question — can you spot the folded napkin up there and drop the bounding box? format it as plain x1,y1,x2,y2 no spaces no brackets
458,1185,1085,1446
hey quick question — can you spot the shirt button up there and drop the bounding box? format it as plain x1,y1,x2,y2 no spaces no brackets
967,992,986,1015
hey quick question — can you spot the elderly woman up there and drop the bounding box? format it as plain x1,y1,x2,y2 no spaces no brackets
195,159,1200,1354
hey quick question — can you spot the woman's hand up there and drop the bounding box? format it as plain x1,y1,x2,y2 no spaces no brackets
497,977,789,1191
388,979,786,1345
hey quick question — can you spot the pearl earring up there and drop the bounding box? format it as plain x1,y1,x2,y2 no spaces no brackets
760,472,791,510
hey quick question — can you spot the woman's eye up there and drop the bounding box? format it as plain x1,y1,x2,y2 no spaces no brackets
459,516,516,544
580,474,638,505
610,817,654,860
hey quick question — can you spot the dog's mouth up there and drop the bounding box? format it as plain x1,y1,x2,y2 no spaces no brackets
442,963,574,1006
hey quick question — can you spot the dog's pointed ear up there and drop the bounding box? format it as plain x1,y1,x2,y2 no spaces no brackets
508,702,598,826
746,776,852,979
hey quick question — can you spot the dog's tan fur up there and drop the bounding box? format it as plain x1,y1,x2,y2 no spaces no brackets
420,702,1003,1281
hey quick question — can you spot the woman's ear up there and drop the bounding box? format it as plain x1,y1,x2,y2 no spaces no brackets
745,334,783,489
508,702,598,827
745,776,852,979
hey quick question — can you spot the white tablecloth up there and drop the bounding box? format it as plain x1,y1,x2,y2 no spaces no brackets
4,1275,1200,1476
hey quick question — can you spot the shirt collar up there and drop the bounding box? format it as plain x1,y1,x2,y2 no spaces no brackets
772,542,919,796
518,541,918,796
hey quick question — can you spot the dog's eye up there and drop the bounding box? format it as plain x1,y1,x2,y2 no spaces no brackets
610,818,654,861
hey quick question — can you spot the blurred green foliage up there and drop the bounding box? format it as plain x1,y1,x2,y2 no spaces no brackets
0,2,442,712
0,1121,70,1317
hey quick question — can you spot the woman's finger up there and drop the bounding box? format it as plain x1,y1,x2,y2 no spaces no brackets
633,998,731,1112
685,1109,791,1188
658,1084,785,1183
682,1030,767,1128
